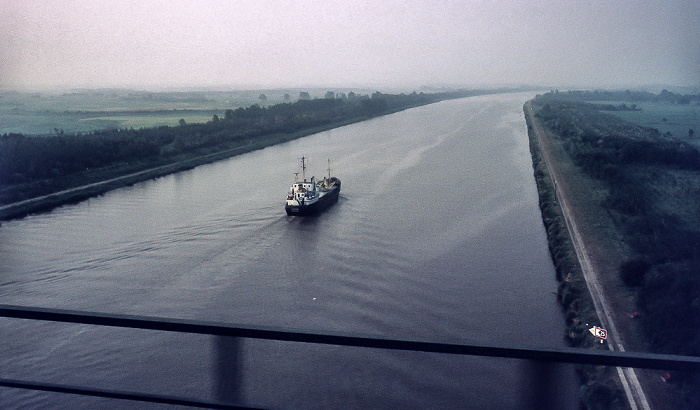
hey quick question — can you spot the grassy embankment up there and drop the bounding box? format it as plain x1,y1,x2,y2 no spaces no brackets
0,90,491,221
527,90,700,408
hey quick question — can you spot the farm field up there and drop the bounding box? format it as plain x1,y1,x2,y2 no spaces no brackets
0,88,375,135
77,112,220,130
0,109,221,135
600,101,700,147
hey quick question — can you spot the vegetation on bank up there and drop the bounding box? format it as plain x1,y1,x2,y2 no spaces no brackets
525,106,627,410
536,89,700,147
0,88,383,135
529,91,700,407
533,88,700,105
0,89,485,218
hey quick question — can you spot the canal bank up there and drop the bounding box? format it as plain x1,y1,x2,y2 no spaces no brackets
524,100,688,409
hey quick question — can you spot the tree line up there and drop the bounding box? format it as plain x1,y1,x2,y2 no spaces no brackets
536,89,700,105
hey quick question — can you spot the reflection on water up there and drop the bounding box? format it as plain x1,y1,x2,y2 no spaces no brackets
0,92,577,408
215,336,243,404
519,360,575,410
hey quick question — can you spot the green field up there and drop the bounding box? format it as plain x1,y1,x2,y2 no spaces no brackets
0,109,223,135
600,101,700,146
78,113,220,129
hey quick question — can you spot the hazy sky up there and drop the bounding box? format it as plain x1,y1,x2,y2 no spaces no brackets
2,0,698,91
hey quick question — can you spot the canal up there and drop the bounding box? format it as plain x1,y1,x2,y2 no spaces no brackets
0,92,578,408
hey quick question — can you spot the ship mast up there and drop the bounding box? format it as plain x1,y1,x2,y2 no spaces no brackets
300,156,306,182
327,159,332,179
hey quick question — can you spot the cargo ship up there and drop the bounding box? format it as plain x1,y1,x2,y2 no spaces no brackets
285,157,341,216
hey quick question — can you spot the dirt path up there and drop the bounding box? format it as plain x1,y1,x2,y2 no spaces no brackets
525,102,684,410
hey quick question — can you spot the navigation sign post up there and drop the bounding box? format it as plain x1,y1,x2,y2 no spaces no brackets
589,326,607,343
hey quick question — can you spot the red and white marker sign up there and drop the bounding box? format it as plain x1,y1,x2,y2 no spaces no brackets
589,326,607,340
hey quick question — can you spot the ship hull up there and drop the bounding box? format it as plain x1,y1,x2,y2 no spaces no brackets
285,184,340,216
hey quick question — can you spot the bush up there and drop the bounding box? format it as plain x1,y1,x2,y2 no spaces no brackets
619,257,650,287
580,380,625,410
637,260,700,355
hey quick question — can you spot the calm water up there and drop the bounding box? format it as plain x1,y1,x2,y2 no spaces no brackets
0,92,577,408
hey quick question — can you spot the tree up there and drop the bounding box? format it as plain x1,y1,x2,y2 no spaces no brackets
690,129,695,139
298,91,310,100
325,91,335,99
360,98,388,115
620,257,650,287
283,93,291,101
212,114,220,123
258,93,267,101
179,118,186,127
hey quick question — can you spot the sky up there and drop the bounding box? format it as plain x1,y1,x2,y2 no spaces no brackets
1,0,698,91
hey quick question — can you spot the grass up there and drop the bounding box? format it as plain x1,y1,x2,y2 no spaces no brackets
78,113,219,129
599,101,700,147
0,88,379,135
0,108,223,135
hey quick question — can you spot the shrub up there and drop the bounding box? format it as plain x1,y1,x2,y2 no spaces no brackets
580,380,625,410
637,260,700,355
619,257,650,287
